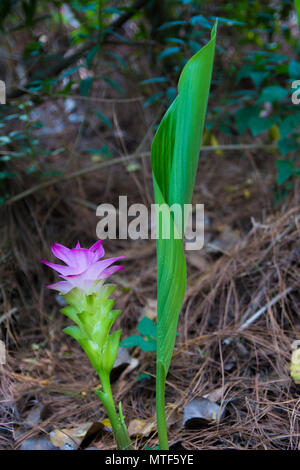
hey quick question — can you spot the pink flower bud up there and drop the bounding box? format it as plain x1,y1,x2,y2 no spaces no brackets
41,240,124,294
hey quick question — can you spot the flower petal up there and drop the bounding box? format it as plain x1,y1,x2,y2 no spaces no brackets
51,243,73,265
45,280,74,293
70,256,126,282
89,240,105,259
68,248,99,270
42,240,125,295
59,276,103,294
100,265,124,279
40,259,76,276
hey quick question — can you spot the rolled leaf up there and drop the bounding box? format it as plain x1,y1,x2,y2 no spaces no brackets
151,23,217,440
152,23,216,377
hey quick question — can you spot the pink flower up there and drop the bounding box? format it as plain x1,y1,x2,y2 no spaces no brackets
41,240,125,294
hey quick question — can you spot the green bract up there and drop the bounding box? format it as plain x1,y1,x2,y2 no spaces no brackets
62,285,121,375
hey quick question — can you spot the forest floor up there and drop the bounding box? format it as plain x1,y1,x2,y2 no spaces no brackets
1,113,300,450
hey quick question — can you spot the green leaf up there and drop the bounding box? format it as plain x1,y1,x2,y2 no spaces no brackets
103,77,124,95
249,71,269,88
93,110,112,128
138,338,156,351
158,47,180,61
0,170,17,179
102,7,121,14
288,60,300,78
80,77,93,96
279,111,300,138
60,66,81,79
120,334,156,352
137,316,157,339
165,38,185,45
235,106,260,135
151,22,216,385
144,92,164,108
86,45,100,68
0,136,11,145
278,136,298,156
190,15,211,29
248,116,278,137
257,85,288,103
209,16,245,26
140,77,168,85
275,160,294,185
119,334,142,348
137,373,151,381
158,21,186,31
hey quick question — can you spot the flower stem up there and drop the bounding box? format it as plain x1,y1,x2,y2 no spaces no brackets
156,360,169,450
97,372,132,450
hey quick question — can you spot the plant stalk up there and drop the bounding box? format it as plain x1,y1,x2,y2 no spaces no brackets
97,372,132,450
156,360,169,450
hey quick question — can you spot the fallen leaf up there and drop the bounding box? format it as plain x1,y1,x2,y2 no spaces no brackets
111,350,139,384
290,347,300,385
113,347,131,369
203,385,227,403
100,418,112,432
292,340,300,350
128,418,155,437
127,404,179,438
125,357,139,374
183,398,224,428
0,340,5,364
50,422,103,450
20,436,59,450
111,347,131,381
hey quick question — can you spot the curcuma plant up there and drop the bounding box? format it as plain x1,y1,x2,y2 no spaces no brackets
41,241,132,450
42,23,216,451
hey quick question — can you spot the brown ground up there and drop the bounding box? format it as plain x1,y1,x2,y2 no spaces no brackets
1,114,300,449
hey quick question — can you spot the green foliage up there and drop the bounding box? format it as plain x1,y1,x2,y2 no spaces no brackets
79,77,93,96
276,160,299,185
93,109,112,129
139,1,300,200
137,372,151,381
0,101,59,205
257,86,289,104
120,316,157,352
1,0,300,206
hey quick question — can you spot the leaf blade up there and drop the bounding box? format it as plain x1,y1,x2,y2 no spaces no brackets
151,23,217,376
